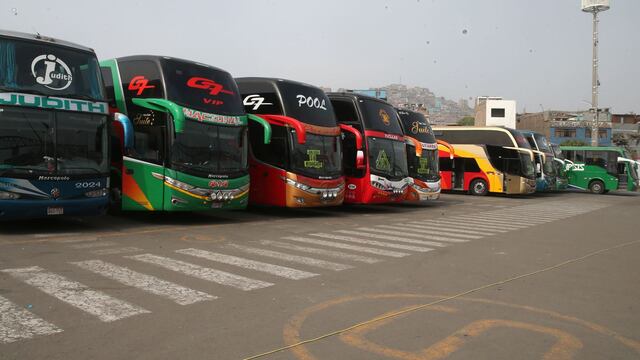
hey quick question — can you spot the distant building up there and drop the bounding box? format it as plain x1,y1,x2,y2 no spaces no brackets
611,113,640,158
474,96,517,128
350,89,387,101
516,110,613,146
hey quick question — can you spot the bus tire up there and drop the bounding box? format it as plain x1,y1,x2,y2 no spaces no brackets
589,180,605,194
470,179,489,196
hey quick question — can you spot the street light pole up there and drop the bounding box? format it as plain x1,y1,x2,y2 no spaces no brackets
591,10,599,146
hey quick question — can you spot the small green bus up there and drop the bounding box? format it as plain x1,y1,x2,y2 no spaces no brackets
559,146,640,194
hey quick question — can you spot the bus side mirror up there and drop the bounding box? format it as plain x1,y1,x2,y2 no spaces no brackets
115,113,134,150
356,150,366,170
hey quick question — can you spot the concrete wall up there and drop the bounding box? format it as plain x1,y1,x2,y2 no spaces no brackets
475,99,516,128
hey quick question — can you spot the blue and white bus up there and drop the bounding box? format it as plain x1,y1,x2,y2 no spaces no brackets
0,30,110,219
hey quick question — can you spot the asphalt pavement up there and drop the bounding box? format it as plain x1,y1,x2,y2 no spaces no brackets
1,191,639,360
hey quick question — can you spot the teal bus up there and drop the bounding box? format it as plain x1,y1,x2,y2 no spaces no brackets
559,146,639,194
520,131,556,192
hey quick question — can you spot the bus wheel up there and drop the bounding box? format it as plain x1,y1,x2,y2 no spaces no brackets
589,180,605,194
470,179,488,196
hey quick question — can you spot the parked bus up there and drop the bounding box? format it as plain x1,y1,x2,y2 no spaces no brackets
559,146,639,194
520,130,557,192
328,93,411,204
0,30,109,220
432,126,536,195
550,143,569,190
236,78,344,207
100,56,271,211
396,109,441,201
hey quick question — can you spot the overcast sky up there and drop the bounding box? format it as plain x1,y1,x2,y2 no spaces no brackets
2,0,638,113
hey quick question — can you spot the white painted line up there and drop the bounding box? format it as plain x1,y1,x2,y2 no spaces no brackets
91,247,143,256
408,220,510,232
309,233,435,253
339,229,449,247
400,223,494,236
226,244,353,271
281,237,409,258
260,240,381,264
378,225,482,240
34,233,80,238
480,213,556,220
2,266,149,322
176,248,317,280
0,295,62,344
72,260,215,305
438,219,524,229
459,216,537,226
127,254,272,291
69,241,118,249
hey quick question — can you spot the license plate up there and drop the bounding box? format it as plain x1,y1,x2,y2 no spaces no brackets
210,203,223,209
47,207,64,216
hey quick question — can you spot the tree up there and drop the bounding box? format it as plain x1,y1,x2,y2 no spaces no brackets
612,133,629,147
457,116,475,126
560,140,589,146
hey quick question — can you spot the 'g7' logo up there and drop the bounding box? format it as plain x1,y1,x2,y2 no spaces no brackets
187,77,234,96
243,94,273,110
31,54,73,90
128,76,155,96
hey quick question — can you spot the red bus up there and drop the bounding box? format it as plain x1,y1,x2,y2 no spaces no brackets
328,93,411,204
237,78,344,207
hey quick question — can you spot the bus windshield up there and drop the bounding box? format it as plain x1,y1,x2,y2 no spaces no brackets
542,156,556,176
290,133,342,179
0,37,104,100
407,147,439,181
533,133,551,152
397,110,436,144
0,106,108,176
171,120,247,177
368,137,408,180
486,145,535,179
279,83,336,127
161,58,244,116
361,100,404,135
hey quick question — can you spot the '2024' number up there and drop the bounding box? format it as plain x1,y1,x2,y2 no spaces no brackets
75,181,101,189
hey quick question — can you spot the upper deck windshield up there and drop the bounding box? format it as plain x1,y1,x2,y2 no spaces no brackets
278,82,337,127
397,110,436,144
161,58,244,115
434,128,531,149
360,99,404,135
368,137,408,180
0,36,104,100
533,133,551,152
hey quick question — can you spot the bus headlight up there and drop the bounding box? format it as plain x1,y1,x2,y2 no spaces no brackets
85,188,108,198
0,191,20,200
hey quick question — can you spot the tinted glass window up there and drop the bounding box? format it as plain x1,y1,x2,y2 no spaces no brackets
360,99,403,135
278,82,336,127
491,108,505,117
585,150,617,174
100,66,115,106
434,129,513,146
397,110,436,144
533,133,551,152
509,129,532,149
331,98,361,130
249,121,288,168
0,107,54,176
161,58,244,115
0,37,105,100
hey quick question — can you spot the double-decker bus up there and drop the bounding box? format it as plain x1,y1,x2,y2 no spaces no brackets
0,30,109,220
328,93,411,204
396,109,440,201
100,56,271,211
236,78,344,207
559,146,639,194
433,126,536,195
520,130,557,192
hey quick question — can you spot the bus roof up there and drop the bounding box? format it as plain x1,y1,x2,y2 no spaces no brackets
235,77,319,91
0,28,95,53
110,55,230,74
431,126,531,149
559,146,626,154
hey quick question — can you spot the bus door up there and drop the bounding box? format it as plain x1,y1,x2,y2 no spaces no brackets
119,60,167,211
617,157,639,191
452,158,465,190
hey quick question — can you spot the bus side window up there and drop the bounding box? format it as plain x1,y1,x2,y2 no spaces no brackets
249,121,287,168
464,158,481,172
563,150,574,162
331,99,364,177
331,99,362,131
439,157,453,171
575,150,585,163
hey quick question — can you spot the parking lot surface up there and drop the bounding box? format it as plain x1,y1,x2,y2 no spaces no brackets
1,192,639,360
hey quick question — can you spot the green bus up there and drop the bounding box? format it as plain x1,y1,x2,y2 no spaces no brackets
559,146,639,194
100,56,271,211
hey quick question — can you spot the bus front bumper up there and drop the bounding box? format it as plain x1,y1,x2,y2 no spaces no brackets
0,198,109,220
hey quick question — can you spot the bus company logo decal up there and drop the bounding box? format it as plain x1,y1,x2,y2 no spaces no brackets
304,150,323,169
0,179,49,199
50,188,61,199
379,109,391,126
182,107,244,126
187,77,235,96
383,133,402,141
296,95,327,110
128,76,155,96
569,164,585,171
0,93,108,114
31,54,73,90
208,180,229,188
411,121,430,135
243,94,273,110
